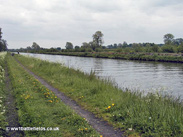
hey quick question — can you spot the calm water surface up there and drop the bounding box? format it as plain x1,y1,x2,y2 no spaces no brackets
21,53,183,99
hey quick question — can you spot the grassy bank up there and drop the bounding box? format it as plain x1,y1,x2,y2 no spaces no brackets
6,54,99,137
40,52,183,63
0,52,7,136
15,54,183,136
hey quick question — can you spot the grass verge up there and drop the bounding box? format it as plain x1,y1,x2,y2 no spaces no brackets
0,52,7,136
6,54,100,137
16,54,183,136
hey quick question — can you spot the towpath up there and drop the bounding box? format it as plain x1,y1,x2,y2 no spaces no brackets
14,57,125,137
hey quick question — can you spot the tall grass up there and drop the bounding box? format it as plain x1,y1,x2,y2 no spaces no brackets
16,54,183,136
7,54,99,137
0,52,7,136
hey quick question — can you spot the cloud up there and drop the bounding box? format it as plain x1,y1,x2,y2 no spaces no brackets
0,0,183,48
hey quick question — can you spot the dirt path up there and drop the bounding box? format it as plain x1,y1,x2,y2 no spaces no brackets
14,58,125,137
5,61,24,137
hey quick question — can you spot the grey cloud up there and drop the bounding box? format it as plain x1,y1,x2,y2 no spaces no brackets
0,0,183,49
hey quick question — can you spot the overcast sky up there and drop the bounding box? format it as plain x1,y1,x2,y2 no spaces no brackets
0,0,183,49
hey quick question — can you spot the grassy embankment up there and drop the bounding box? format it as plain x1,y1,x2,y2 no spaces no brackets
15,54,183,136
0,52,7,136
41,52,183,63
6,54,100,137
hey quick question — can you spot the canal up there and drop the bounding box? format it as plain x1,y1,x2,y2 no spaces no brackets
21,53,183,99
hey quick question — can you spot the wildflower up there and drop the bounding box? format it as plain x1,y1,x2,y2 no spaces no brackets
48,100,53,103
85,128,88,130
112,103,115,106
108,106,111,109
79,128,83,131
149,117,151,120
100,135,103,137
128,128,133,131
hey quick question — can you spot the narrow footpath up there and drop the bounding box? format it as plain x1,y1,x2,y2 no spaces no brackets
14,57,125,137
5,62,24,137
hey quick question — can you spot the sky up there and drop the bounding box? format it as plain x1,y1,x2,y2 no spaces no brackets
0,0,183,49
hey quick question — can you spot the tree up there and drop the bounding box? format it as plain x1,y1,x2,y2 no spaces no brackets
122,41,128,47
0,28,2,40
113,43,118,48
0,28,8,51
151,44,159,52
81,42,90,48
75,46,80,49
92,31,104,48
56,47,61,51
164,33,174,45
32,42,40,50
117,43,123,48
65,42,73,49
173,38,183,45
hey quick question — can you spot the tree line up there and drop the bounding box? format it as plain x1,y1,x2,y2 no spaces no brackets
0,28,8,52
63,32,183,53
9,31,183,53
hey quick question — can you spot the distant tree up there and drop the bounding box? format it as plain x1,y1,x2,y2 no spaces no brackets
0,41,6,51
151,44,159,52
89,41,97,50
118,43,123,48
56,47,61,51
0,28,2,40
173,38,183,45
27,46,32,50
122,41,128,47
177,44,183,53
162,45,175,53
0,28,8,51
49,47,58,52
65,42,73,49
164,33,174,45
92,31,104,48
81,42,90,48
32,42,40,50
75,46,80,49
113,43,118,48
107,44,115,49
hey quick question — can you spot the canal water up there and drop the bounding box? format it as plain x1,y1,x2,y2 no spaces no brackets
21,53,183,99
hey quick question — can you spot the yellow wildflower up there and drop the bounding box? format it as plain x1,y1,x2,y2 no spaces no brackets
108,106,111,109
48,100,53,103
